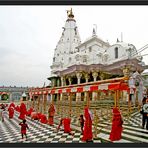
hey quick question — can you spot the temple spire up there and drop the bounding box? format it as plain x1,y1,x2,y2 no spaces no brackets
117,38,119,42
67,8,74,19
92,28,96,36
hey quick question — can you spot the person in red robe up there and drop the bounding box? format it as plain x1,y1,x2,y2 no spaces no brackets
56,117,74,135
109,107,123,142
9,102,15,109
63,117,74,135
27,107,34,116
48,103,55,125
15,105,20,112
37,112,42,119
40,114,48,124
19,119,29,140
81,106,93,142
18,102,27,120
8,107,14,119
31,112,40,121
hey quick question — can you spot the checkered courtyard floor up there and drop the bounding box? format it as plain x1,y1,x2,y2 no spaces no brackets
0,110,148,143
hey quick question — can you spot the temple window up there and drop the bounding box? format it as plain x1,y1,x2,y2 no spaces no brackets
115,47,118,59
83,56,87,63
69,57,72,62
53,57,55,62
75,54,80,61
89,47,92,52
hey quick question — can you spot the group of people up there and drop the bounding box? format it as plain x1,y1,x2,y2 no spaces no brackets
55,106,123,142
0,99,125,142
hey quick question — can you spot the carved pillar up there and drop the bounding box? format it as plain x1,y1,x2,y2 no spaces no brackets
92,71,98,82
68,77,72,85
99,72,104,80
84,73,89,83
76,72,82,84
76,72,82,102
57,78,60,87
51,78,56,87
92,71,98,101
60,76,63,86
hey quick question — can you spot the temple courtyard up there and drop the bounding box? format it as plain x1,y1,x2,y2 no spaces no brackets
0,108,148,143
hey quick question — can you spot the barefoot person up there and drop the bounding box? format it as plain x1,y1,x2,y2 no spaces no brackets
8,107,14,119
109,107,123,141
48,103,55,126
57,117,74,136
19,119,29,140
81,106,93,142
18,98,27,120
79,114,84,134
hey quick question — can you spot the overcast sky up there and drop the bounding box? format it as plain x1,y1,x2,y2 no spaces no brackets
0,6,148,87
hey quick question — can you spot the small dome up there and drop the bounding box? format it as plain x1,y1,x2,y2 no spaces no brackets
141,69,148,75
22,92,27,97
114,42,136,51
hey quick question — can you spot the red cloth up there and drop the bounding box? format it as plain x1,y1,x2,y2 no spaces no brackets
109,107,123,141
18,103,27,120
37,113,42,119
63,118,71,133
8,107,14,119
9,103,15,108
31,112,39,120
15,105,20,112
81,107,93,142
48,117,54,125
40,114,47,124
27,108,34,116
19,123,28,134
48,104,55,125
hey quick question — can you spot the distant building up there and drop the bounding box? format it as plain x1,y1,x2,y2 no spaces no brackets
0,86,29,101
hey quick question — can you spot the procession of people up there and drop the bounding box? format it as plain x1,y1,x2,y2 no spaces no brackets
0,94,148,143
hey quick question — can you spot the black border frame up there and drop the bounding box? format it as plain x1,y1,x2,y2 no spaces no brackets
0,0,148,147
0,0,148,5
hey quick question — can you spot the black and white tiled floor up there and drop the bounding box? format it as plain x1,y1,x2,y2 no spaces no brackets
0,110,148,143
0,111,100,143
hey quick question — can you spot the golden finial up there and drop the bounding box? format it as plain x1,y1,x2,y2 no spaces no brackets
67,8,74,19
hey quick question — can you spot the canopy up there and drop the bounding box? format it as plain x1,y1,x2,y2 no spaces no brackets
31,82,129,95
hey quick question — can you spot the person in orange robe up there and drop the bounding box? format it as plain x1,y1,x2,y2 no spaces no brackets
109,107,123,142
18,102,27,120
40,114,48,124
8,107,14,119
48,103,55,125
81,106,93,142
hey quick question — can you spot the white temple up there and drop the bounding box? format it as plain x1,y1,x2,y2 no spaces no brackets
48,8,147,104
